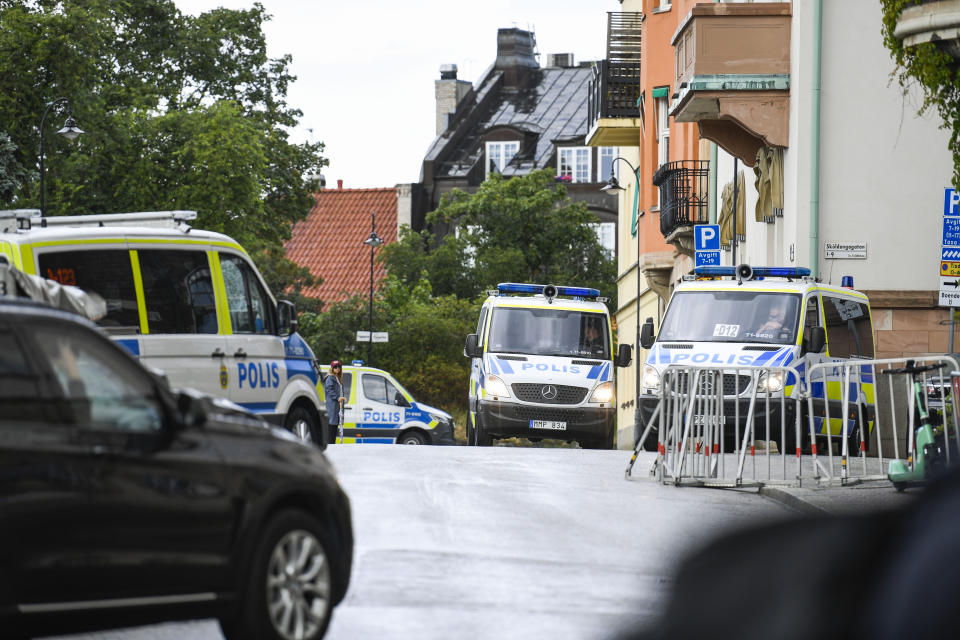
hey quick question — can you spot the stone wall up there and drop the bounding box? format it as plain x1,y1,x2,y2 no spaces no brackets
874,307,960,359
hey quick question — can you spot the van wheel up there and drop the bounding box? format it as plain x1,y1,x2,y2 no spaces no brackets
398,431,427,445
475,417,493,447
285,407,325,449
220,510,334,640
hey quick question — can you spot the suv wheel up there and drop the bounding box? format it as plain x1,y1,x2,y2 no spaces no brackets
286,406,325,449
221,510,334,640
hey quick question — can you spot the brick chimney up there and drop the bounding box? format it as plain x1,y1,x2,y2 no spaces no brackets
495,28,539,88
435,63,472,135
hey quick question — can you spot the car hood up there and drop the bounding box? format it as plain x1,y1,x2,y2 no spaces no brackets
411,402,452,421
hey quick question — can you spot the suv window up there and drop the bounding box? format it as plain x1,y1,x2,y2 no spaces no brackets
31,322,163,431
37,249,139,329
138,249,218,334
220,254,274,335
822,296,874,358
362,373,401,406
0,324,52,424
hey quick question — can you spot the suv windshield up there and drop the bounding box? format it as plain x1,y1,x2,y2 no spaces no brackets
658,291,801,344
488,307,609,359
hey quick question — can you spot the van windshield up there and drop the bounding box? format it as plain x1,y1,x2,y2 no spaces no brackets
488,307,609,359
658,291,801,344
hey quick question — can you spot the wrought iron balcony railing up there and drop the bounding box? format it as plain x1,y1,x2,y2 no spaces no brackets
587,12,643,129
652,160,710,238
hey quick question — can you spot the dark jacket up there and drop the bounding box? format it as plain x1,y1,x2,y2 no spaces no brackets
324,373,344,425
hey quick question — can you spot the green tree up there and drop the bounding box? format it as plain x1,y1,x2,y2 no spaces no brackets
881,0,960,187
0,0,324,287
0,131,34,204
380,169,617,308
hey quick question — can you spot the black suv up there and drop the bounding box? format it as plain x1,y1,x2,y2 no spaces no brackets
0,299,352,639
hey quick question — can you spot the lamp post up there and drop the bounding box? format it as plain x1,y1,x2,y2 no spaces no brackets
363,211,383,366
600,157,643,444
39,97,84,217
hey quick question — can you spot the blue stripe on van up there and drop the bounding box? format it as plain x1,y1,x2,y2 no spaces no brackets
489,358,500,375
497,357,514,374
114,338,140,356
587,365,603,380
751,350,780,366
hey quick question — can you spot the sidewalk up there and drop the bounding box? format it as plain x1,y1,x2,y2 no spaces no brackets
760,480,919,515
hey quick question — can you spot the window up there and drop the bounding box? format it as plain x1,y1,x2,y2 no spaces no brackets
138,250,217,334
558,147,591,183
599,147,619,183
802,295,822,353
591,222,616,258
822,296,874,358
362,374,402,406
476,307,488,337
32,322,162,431
655,95,670,207
486,141,519,176
0,325,52,425
38,249,139,329
488,308,610,359
658,291,801,345
220,254,275,335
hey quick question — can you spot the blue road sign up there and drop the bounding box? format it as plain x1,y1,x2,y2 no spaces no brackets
944,217,960,246
946,188,960,216
944,248,960,261
695,250,721,267
694,224,720,251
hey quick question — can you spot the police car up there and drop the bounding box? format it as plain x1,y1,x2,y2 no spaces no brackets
464,283,633,448
318,363,455,445
637,265,876,452
0,209,326,446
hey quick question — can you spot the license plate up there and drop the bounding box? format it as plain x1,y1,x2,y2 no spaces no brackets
692,415,727,426
530,420,567,431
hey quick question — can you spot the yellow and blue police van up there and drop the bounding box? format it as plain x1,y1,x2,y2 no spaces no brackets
637,265,876,453
317,363,455,445
0,209,325,446
464,283,633,448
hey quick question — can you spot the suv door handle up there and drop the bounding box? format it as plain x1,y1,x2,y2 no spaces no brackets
234,349,247,359
362,407,372,410
211,348,224,358
343,406,353,410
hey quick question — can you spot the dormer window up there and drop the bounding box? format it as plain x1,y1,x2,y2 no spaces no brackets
486,141,520,177
558,147,591,183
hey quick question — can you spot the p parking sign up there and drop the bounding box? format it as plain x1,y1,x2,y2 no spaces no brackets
695,225,720,251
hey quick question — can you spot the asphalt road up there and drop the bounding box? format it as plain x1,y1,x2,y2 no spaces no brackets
48,446,796,640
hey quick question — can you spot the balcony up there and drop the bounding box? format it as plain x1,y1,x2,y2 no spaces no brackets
669,3,791,166
586,12,643,147
894,0,960,60
653,160,709,255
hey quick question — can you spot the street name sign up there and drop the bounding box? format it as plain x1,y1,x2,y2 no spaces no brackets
824,242,866,259
356,331,389,343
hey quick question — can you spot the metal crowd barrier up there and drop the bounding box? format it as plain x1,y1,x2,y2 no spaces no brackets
625,356,960,489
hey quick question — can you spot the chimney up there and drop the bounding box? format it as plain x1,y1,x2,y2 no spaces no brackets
546,53,574,68
337,179,343,190
435,64,473,135
495,28,539,87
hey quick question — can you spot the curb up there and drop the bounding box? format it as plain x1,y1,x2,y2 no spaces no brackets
758,486,830,515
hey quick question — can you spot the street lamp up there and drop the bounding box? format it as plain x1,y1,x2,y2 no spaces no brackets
363,210,384,366
600,156,644,446
39,97,84,217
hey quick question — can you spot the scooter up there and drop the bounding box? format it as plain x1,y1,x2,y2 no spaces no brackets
884,360,947,490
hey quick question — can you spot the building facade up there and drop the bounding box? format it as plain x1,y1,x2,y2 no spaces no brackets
590,0,953,449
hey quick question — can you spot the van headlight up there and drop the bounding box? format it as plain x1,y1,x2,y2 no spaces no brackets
590,381,614,403
485,374,510,398
757,371,784,394
641,364,661,391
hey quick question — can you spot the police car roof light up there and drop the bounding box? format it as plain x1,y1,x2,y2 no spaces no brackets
693,266,812,279
841,275,854,289
496,283,600,299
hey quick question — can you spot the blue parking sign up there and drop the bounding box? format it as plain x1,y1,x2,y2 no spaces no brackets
695,225,720,251
695,251,720,267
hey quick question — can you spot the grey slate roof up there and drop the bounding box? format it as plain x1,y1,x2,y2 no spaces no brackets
425,65,594,180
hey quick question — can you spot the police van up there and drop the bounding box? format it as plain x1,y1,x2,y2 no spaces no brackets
637,265,876,452
0,209,325,445
464,283,633,448
317,363,455,445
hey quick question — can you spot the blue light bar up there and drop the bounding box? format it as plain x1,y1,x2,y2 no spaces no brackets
693,266,736,277
752,267,811,278
496,283,600,298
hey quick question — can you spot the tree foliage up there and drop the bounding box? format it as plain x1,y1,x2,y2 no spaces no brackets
0,0,324,290
380,169,617,308
881,0,960,187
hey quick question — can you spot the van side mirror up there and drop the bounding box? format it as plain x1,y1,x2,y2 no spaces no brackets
640,317,656,349
464,333,481,358
808,326,826,353
615,343,633,368
278,300,298,336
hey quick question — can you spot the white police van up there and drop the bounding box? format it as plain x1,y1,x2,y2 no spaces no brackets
637,265,876,452
318,363,455,445
0,210,326,445
464,283,633,448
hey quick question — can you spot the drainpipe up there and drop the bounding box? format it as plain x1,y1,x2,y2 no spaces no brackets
809,0,823,279
709,143,718,224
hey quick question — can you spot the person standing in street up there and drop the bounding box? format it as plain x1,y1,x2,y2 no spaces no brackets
324,360,346,443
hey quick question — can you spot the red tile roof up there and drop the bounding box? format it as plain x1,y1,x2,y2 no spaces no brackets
285,187,397,306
